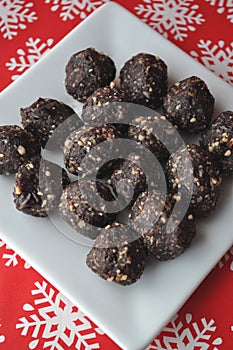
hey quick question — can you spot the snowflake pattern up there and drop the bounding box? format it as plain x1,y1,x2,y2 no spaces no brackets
148,313,222,350
134,0,205,41
0,324,6,344
44,0,109,21
0,0,37,40
205,0,233,23
0,239,30,269
190,40,233,85
5,37,54,80
16,281,104,349
218,246,233,270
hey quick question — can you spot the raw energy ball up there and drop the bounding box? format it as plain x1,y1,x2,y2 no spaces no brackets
20,97,81,149
163,76,214,133
200,111,233,176
59,179,117,239
166,144,222,218
120,53,167,109
127,115,176,161
65,48,116,102
129,190,196,260
0,125,40,175
86,222,146,285
110,153,148,208
14,155,70,217
81,83,127,125
64,124,122,178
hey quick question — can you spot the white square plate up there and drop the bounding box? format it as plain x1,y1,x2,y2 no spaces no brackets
0,3,232,350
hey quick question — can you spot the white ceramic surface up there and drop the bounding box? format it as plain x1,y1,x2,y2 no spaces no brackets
0,3,232,350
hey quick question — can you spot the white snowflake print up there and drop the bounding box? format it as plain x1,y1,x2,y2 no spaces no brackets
0,239,30,269
217,246,233,270
0,0,37,40
205,0,233,23
190,40,233,85
16,280,104,349
5,37,54,81
44,0,109,21
134,0,205,41
0,324,6,344
147,313,222,350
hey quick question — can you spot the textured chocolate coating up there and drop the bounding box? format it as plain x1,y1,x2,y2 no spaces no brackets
163,76,214,133
64,124,122,178
65,48,116,102
127,115,176,161
120,53,167,109
20,97,81,149
129,190,196,260
86,222,146,285
109,153,148,208
166,144,222,218
0,125,40,175
14,156,70,217
81,83,128,129
200,111,233,176
59,179,117,239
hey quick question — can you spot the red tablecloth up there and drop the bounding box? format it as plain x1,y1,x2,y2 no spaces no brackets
0,1,232,349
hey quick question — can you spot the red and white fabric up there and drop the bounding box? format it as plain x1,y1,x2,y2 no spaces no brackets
0,1,232,349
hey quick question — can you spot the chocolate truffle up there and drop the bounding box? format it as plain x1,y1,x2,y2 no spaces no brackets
65,48,116,102
20,97,81,149
59,179,118,239
127,115,176,161
166,144,222,218
86,222,146,285
14,155,70,217
163,76,214,133
64,124,121,178
200,111,233,176
0,125,40,175
129,190,196,260
109,153,148,208
120,53,167,109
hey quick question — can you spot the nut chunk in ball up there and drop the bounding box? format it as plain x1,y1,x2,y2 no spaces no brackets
129,190,196,260
120,53,167,109
65,48,116,102
64,124,121,178
200,111,233,176
20,97,81,149
163,76,214,133
14,155,70,217
0,125,40,175
59,180,118,240
166,144,222,218
86,222,146,285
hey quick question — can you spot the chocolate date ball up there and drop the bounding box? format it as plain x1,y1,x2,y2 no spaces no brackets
163,76,214,133
65,48,116,102
127,115,176,161
200,111,233,176
129,190,196,260
64,124,122,178
166,144,222,218
14,155,70,217
109,153,148,208
0,125,40,175
81,83,127,124
86,222,146,285
59,179,117,239
20,97,82,149
120,53,167,109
